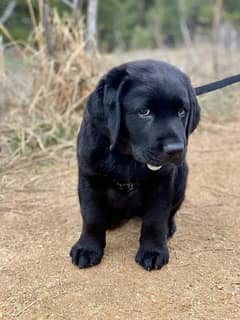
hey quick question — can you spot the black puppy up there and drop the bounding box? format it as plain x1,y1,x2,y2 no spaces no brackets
70,59,200,271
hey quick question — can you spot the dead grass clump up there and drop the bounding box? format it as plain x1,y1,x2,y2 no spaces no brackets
30,9,98,115
0,4,101,171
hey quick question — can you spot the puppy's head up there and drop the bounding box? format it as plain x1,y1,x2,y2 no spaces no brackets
91,59,200,170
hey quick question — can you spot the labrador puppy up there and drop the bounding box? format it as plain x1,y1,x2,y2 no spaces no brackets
70,59,200,271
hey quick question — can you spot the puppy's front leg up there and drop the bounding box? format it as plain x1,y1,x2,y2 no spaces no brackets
70,175,107,268
136,182,173,271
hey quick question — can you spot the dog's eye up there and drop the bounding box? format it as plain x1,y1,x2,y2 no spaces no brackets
178,107,186,118
138,108,151,116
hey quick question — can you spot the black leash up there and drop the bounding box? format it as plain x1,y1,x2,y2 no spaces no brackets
195,74,240,96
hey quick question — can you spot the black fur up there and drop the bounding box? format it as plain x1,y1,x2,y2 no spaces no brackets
70,59,200,271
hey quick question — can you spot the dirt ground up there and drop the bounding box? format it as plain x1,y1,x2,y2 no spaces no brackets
1,110,240,320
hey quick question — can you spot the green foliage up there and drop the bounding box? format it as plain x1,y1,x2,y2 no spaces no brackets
1,0,31,42
130,26,155,49
1,0,240,50
159,0,181,40
98,0,121,51
223,0,240,28
0,0,71,42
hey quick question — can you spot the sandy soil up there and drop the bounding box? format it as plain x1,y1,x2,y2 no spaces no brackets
1,113,240,320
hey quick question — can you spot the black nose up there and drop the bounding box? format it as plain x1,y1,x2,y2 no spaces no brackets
163,142,184,156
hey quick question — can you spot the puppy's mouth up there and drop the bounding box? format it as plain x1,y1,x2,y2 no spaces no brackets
143,151,165,171
131,146,185,171
144,152,185,171
145,155,185,171
131,148,165,171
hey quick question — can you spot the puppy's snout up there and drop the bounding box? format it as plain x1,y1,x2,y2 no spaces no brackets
163,142,184,157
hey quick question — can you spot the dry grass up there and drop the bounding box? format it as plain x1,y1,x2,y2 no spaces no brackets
0,4,102,171
30,9,99,115
0,1,240,173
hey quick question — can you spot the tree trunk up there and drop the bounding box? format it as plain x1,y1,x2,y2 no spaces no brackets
212,0,223,74
86,0,98,54
152,15,162,48
72,0,81,22
0,36,5,75
42,0,55,58
177,0,198,68
178,0,192,48
114,21,125,51
0,1,16,25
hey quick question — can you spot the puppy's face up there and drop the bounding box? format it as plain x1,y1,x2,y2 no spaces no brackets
121,76,190,168
90,60,200,170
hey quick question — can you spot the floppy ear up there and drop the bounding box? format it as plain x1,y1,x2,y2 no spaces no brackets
86,77,105,121
103,66,128,150
186,78,201,136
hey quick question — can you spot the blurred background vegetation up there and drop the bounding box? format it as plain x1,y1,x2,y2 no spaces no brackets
0,0,240,51
0,0,239,169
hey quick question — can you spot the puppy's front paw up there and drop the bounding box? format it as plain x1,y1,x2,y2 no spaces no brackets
135,246,169,271
70,241,103,268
